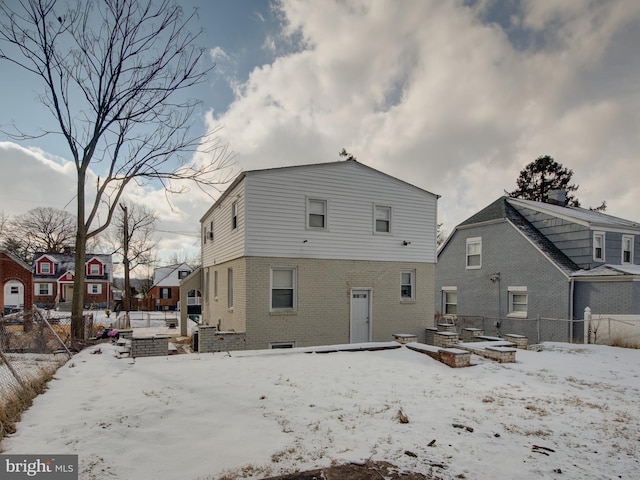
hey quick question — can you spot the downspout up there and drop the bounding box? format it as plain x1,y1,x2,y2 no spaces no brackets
569,277,575,342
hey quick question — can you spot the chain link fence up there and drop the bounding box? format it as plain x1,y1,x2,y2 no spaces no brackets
0,309,102,441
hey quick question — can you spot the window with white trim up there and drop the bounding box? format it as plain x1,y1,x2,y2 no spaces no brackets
87,284,102,294
178,270,190,279
307,198,327,229
88,263,101,276
622,235,634,264
231,202,238,230
35,283,51,296
271,268,297,310
593,232,605,261
374,205,391,233
227,268,234,308
466,237,482,269
401,270,415,301
508,286,528,317
39,262,51,274
442,287,457,315
10,285,19,295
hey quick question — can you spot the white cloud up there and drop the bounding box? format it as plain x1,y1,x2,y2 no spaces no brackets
209,0,640,229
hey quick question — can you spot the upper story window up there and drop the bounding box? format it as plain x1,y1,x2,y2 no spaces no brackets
204,219,214,244
442,287,457,315
466,237,482,269
593,232,605,262
88,263,101,276
231,202,238,230
622,235,634,264
38,261,51,275
401,270,415,301
374,205,392,234
307,198,327,229
178,270,190,279
508,286,528,318
271,268,297,310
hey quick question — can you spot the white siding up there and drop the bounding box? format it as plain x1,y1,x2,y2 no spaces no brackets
202,178,247,267
243,161,437,262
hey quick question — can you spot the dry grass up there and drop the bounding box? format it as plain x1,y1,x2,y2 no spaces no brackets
0,366,57,450
610,336,640,349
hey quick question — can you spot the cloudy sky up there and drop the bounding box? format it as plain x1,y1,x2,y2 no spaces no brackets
1,0,640,266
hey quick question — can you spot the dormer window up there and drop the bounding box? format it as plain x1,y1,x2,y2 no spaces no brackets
39,262,51,274
88,263,101,276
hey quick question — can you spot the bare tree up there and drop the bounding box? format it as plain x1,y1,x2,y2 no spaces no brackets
0,0,233,341
1,207,75,263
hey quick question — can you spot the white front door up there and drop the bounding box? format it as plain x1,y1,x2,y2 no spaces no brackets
350,289,371,343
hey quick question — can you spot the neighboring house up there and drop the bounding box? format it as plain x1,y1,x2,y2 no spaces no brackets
1,250,33,314
435,196,640,340
148,263,193,311
32,252,113,309
181,159,439,349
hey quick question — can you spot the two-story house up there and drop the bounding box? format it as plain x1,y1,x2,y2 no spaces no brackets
436,196,640,341
181,159,439,349
32,252,113,309
1,249,33,314
147,263,193,311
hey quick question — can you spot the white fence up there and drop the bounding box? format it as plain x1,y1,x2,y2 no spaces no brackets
585,308,640,348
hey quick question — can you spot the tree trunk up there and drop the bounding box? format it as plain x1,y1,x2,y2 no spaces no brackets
71,170,87,344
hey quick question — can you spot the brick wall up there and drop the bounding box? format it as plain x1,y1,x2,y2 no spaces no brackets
245,257,435,350
198,256,435,351
197,325,246,352
130,336,170,358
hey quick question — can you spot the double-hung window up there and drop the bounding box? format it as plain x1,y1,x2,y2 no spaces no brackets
622,235,634,264
89,263,101,276
442,287,457,315
160,288,171,299
36,284,51,296
374,205,391,233
400,270,415,301
39,262,51,274
593,232,605,261
508,286,528,317
87,284,102,294
307,198,327,229
271,268,296,310
466,237,481,269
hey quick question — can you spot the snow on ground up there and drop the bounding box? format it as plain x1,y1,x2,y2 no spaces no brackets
2,342,639,480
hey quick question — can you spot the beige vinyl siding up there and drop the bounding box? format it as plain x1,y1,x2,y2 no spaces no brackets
202,178,247,267
244,161,437,263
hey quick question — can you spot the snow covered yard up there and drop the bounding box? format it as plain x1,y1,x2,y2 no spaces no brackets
1,342,639,480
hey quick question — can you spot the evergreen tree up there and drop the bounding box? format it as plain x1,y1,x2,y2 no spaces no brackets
508,155,580,206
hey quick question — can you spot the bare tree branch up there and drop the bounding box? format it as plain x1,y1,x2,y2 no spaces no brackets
0,0,235,341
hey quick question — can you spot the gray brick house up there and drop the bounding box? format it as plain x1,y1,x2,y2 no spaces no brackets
436,196,640,341
181,159,439,350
